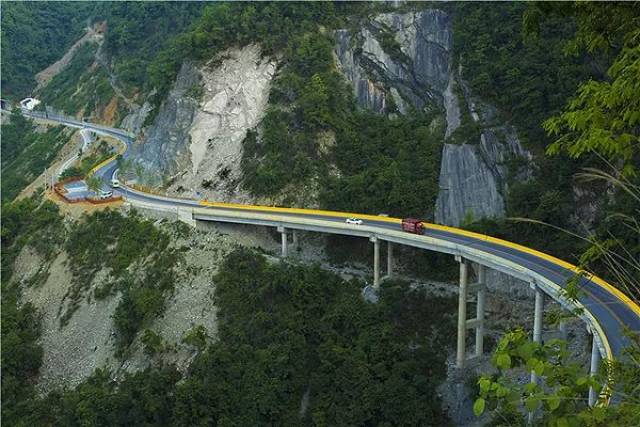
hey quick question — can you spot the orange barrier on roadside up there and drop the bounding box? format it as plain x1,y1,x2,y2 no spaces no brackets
86,196,123,205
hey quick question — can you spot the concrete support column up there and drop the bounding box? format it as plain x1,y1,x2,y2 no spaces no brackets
588,336,601,407
475,265,486,357
456,258,469,369
278,226,288,257
531,286,544,384
371,237,380,289
387,242,393,278
292,230,299,251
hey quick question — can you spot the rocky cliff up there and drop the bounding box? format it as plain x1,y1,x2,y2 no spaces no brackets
335,9,453,118
131,45,276,202
435,80,533,226
130,62,200,185
334,8,533,225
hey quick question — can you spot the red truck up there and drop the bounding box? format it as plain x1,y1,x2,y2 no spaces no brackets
401,218,424,234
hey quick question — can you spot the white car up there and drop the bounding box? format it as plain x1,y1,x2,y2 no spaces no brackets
99,190,113,200
345,217,363,225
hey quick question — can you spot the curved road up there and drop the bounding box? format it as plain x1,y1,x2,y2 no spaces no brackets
26,110,640,367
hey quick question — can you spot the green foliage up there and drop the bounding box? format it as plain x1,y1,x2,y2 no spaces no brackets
77,140,112,177
0,2,95,98
1,288,43,424
85,175,103,195
222,5,444,216
23,367,181,426
241,23,443,216
0,197,62,424
147,2,353,93
99,2,205,95
322,113,444,217
174,249,455,426
64,210,181,351
1,111,69,202
38,43,116,117
141,329,164,356
378,27,410,64
453,2,592,148
9,248,456,425
241,29,353,200
1,197,64,282
182,325,209,351
59,167,82,180
463,153,586,263
476,328,640,426
545,30,640,176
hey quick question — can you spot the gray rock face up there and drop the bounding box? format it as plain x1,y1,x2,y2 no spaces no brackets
335,8,532,226
435,122,533,226
131,45,276,203
168,44,276,202
443,72,461,138
131,63,200,184
120,100,153,135
334,9,453,116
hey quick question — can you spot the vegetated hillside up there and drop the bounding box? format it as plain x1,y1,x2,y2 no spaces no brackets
0,2,96,98
1,2,205,125
0,110,73,202
2,2,638,425
11,2,600,232
108,1,601,240
2,196,459,425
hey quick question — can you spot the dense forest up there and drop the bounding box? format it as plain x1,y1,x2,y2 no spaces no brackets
1,1,639,426
3,225,457,425
0,2,94,97
1,110,70,202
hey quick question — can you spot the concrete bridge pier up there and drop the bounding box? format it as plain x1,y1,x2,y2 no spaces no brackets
177,208,196,228
370,236,380,289
387,242,394,278
456,259,488,369
278,226,288,257
456,257,469,368
473,265,487,357
588,336,601,407
292,230,299,252
530,285,545,385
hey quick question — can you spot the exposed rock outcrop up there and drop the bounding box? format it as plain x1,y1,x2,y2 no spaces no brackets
335,9,453,116
443,73,461,138
335,8,533,225
120,100,153,135
132,45,276,202
435,77,533,226
16,219,279,393
130,63,200,184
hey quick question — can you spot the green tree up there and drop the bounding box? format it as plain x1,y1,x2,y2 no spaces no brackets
545,37,640,176
531,3,640,176
85,175,103,196
298,74,331,130
474,329,640,426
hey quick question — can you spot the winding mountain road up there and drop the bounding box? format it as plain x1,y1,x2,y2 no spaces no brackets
21,109,640,375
